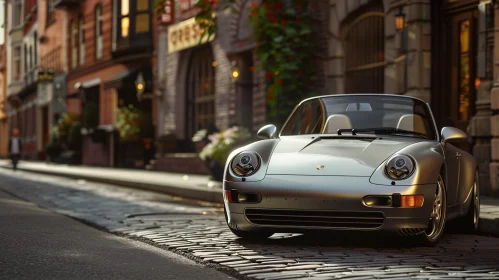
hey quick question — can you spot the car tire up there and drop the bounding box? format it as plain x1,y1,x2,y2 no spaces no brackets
223,204,273,240
413,175,447,247
454,170,480,234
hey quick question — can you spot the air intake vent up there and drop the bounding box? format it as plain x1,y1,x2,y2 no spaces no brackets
398,228,425,236
245,209,384,229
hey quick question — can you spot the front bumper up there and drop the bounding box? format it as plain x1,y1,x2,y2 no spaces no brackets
224,175,436,233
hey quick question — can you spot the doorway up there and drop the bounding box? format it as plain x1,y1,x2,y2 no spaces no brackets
432,0,478,153
184,46,216,151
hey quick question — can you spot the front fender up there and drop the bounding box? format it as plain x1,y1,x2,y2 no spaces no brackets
224,139,280,183
370,141,444,186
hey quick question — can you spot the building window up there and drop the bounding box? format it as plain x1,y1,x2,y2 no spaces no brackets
458,20,471,121
135,0,150,34
23,44,28,75
95,4,103,60
115,0,151,42
29,45,33,70
34,32,38,67
13,0,22,27
71,20,77,69
120,0,130,37
79,16,85,66
13,47,21,81
342,1,385,93
46,0,55,25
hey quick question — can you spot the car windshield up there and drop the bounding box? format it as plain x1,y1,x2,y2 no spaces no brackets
280,95,438,140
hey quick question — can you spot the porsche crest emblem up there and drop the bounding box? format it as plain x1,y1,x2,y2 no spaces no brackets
316,165,325,170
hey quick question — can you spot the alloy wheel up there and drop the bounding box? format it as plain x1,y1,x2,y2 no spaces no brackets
473,171,480,231
425,177,445,241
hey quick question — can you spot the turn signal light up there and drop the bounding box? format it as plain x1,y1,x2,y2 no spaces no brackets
400,195,424,208
224,190,234,203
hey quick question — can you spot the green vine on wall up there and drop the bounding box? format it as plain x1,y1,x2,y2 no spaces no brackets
155,0,321,126
249,0,320,126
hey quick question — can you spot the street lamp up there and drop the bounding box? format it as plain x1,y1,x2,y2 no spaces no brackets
395,7,406,31
231,61,240,82
135,72,145,100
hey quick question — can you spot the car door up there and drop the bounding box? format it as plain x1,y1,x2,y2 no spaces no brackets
443,143,462,205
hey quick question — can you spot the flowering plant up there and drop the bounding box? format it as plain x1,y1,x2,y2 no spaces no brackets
115,105,142,142
249,0,320,126
199,126,251,167
52,113,80,143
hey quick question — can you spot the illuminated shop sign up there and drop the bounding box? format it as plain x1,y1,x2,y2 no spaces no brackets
168,16,215,53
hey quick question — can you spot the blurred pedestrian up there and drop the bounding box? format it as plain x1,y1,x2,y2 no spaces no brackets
8,128,22,171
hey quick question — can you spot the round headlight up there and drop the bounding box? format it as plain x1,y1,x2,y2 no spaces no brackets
231,152,261,177
385,154,415,180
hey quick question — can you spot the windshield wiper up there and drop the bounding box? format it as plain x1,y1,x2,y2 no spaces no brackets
337,127,428,139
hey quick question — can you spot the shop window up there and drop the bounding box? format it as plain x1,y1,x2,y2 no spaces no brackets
342,1,385,93
95,4,103,60
79,16,85,66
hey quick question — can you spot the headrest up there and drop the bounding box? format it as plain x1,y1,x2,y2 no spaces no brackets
322,114,352,134
346,103,372,111
396,114,427,135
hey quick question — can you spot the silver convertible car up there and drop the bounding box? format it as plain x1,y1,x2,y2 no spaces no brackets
223,94,480,246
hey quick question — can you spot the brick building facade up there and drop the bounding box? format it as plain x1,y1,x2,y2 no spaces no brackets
60,0,156,168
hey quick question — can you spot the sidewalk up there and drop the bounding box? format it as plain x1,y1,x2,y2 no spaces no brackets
0,160,224,203
0,159,498,236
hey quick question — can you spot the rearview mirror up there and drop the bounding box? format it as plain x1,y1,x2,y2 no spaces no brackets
257,124,277,140
441,127,467,145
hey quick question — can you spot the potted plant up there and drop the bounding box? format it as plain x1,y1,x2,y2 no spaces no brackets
198,126,251,181
115,104,141,143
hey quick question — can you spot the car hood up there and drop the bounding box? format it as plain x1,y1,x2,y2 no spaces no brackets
266,136,422,176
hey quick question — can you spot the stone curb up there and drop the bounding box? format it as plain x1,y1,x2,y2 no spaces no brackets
478,215,499,237
0,165,224,204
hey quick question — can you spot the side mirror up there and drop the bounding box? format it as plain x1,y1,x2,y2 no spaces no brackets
441,127,467,145
257,124,277,140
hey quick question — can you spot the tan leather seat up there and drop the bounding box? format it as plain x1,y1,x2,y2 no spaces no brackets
322,114,352,134
396,114,427,135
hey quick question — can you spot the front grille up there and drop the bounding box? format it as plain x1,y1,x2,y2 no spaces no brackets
245,208,384,229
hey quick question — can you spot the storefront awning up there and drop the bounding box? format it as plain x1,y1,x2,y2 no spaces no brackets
74,78,101,90
103,68,137,90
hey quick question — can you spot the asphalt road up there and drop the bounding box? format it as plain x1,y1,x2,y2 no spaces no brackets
0,190,233,280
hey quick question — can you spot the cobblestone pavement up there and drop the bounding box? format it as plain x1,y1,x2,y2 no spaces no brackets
1,169,499,280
